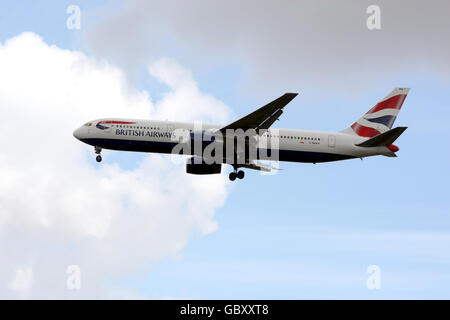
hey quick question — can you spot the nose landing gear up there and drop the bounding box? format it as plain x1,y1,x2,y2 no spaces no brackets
229,168,245,181
95,146,102,163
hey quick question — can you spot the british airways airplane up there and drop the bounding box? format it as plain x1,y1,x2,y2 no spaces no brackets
73,88,409,181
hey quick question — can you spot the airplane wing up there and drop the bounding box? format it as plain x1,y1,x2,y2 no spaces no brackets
220,93,298,133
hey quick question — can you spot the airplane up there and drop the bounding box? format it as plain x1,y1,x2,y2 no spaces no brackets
73,87,409,181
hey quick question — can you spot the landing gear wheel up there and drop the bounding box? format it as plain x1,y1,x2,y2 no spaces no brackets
237,170,245,179
94,146,102,163
229,172,236,181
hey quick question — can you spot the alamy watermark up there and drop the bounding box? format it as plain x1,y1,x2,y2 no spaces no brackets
366,5,381,30
167,122,281,174
66,265,81,290
66,5,81,30
366,265,381,290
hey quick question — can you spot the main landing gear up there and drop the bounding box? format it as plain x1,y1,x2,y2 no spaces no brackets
229,167,245,181
95,146,102,163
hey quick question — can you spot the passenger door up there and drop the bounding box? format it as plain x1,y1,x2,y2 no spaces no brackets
328,135,336,148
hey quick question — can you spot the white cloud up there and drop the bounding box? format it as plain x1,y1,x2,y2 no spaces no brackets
85,0,450,94
0,32,231,298
150,57,230,123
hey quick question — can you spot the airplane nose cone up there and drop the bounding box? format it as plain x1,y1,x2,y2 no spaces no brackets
73,128,82,140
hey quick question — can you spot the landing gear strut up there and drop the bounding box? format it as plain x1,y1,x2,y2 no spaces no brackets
95,146,102,163
229,167,245,181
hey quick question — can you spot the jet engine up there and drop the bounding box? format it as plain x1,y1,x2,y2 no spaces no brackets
186,156,222,175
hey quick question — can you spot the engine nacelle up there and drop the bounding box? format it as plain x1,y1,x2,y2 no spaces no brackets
186,157,222,175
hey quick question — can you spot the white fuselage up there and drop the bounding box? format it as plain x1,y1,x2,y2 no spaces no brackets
73,118,393,163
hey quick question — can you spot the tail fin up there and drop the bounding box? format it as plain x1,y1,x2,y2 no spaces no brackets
342,87,410,137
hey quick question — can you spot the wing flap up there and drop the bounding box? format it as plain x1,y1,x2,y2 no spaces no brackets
239,161,281,172
258,109,283,130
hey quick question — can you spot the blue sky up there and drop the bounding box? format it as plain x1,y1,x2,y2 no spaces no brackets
1,0,449,299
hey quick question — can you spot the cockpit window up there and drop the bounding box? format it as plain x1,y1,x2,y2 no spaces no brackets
84,122,92,127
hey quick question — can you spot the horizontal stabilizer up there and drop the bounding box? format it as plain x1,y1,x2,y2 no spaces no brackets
356,127,407,147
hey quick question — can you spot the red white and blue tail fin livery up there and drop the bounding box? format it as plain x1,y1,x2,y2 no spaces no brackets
342,87,410,137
